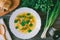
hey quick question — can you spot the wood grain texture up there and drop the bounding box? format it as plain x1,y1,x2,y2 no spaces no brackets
38,11,60,30
53,15,60,30
0,0,20,16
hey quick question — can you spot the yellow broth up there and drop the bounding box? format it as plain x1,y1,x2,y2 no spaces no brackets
14,12,36,34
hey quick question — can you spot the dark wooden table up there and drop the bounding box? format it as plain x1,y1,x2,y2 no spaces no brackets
0,5,60,40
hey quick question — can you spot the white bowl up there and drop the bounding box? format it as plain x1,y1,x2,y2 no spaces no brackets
9,7,41,39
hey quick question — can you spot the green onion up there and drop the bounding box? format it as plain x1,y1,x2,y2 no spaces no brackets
27,13,31,15
15,26,18,29
21,27,28,30
20,20,26,26
18,15,26,18
29,16,33,19
41,0,60,38
26,20,30,24
14,20,18,23
18,16,22,18
29,23,33,27
28,29,32,33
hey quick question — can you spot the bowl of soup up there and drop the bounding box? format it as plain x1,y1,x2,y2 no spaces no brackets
9,7,41,39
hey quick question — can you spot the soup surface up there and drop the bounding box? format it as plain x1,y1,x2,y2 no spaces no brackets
14,12,36,34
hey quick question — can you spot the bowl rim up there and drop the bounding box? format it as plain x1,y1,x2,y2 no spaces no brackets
9,7,41,39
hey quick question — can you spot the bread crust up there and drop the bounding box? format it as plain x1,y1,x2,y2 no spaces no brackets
0,0,20,16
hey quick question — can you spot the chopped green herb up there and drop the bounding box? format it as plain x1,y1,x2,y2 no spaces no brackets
20,0,55,13
18,16,22,18
20,20,26,26
29,23,33,27
27,13,31,15
21,27,28,30
41,0,60,38
28,29,32,33
26,20,30,24
14,20,18,23
29,16,33,19
22,16,26,18
15,26,18,29
18,16,26,18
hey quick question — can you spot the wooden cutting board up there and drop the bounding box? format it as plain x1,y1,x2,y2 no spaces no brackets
0,0,20,16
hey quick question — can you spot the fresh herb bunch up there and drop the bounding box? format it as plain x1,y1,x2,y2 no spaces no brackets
41,0,60,38
20,0,56,13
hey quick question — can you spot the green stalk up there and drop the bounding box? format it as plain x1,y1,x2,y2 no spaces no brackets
48,1,60,27
45,7,50,29
50,7,60,26
41,0,60,38
44,0,59,30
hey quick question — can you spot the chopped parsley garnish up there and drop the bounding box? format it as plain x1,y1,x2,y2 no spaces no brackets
15,26,18,29
29,16,33,19
26,20,30,24
29,23,33,27
18,15,26,18
27,13,31,15
20,20,26,26
28,29,32,33
14,20,18,23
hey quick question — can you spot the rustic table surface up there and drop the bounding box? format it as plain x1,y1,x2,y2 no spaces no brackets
0,2,60,40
